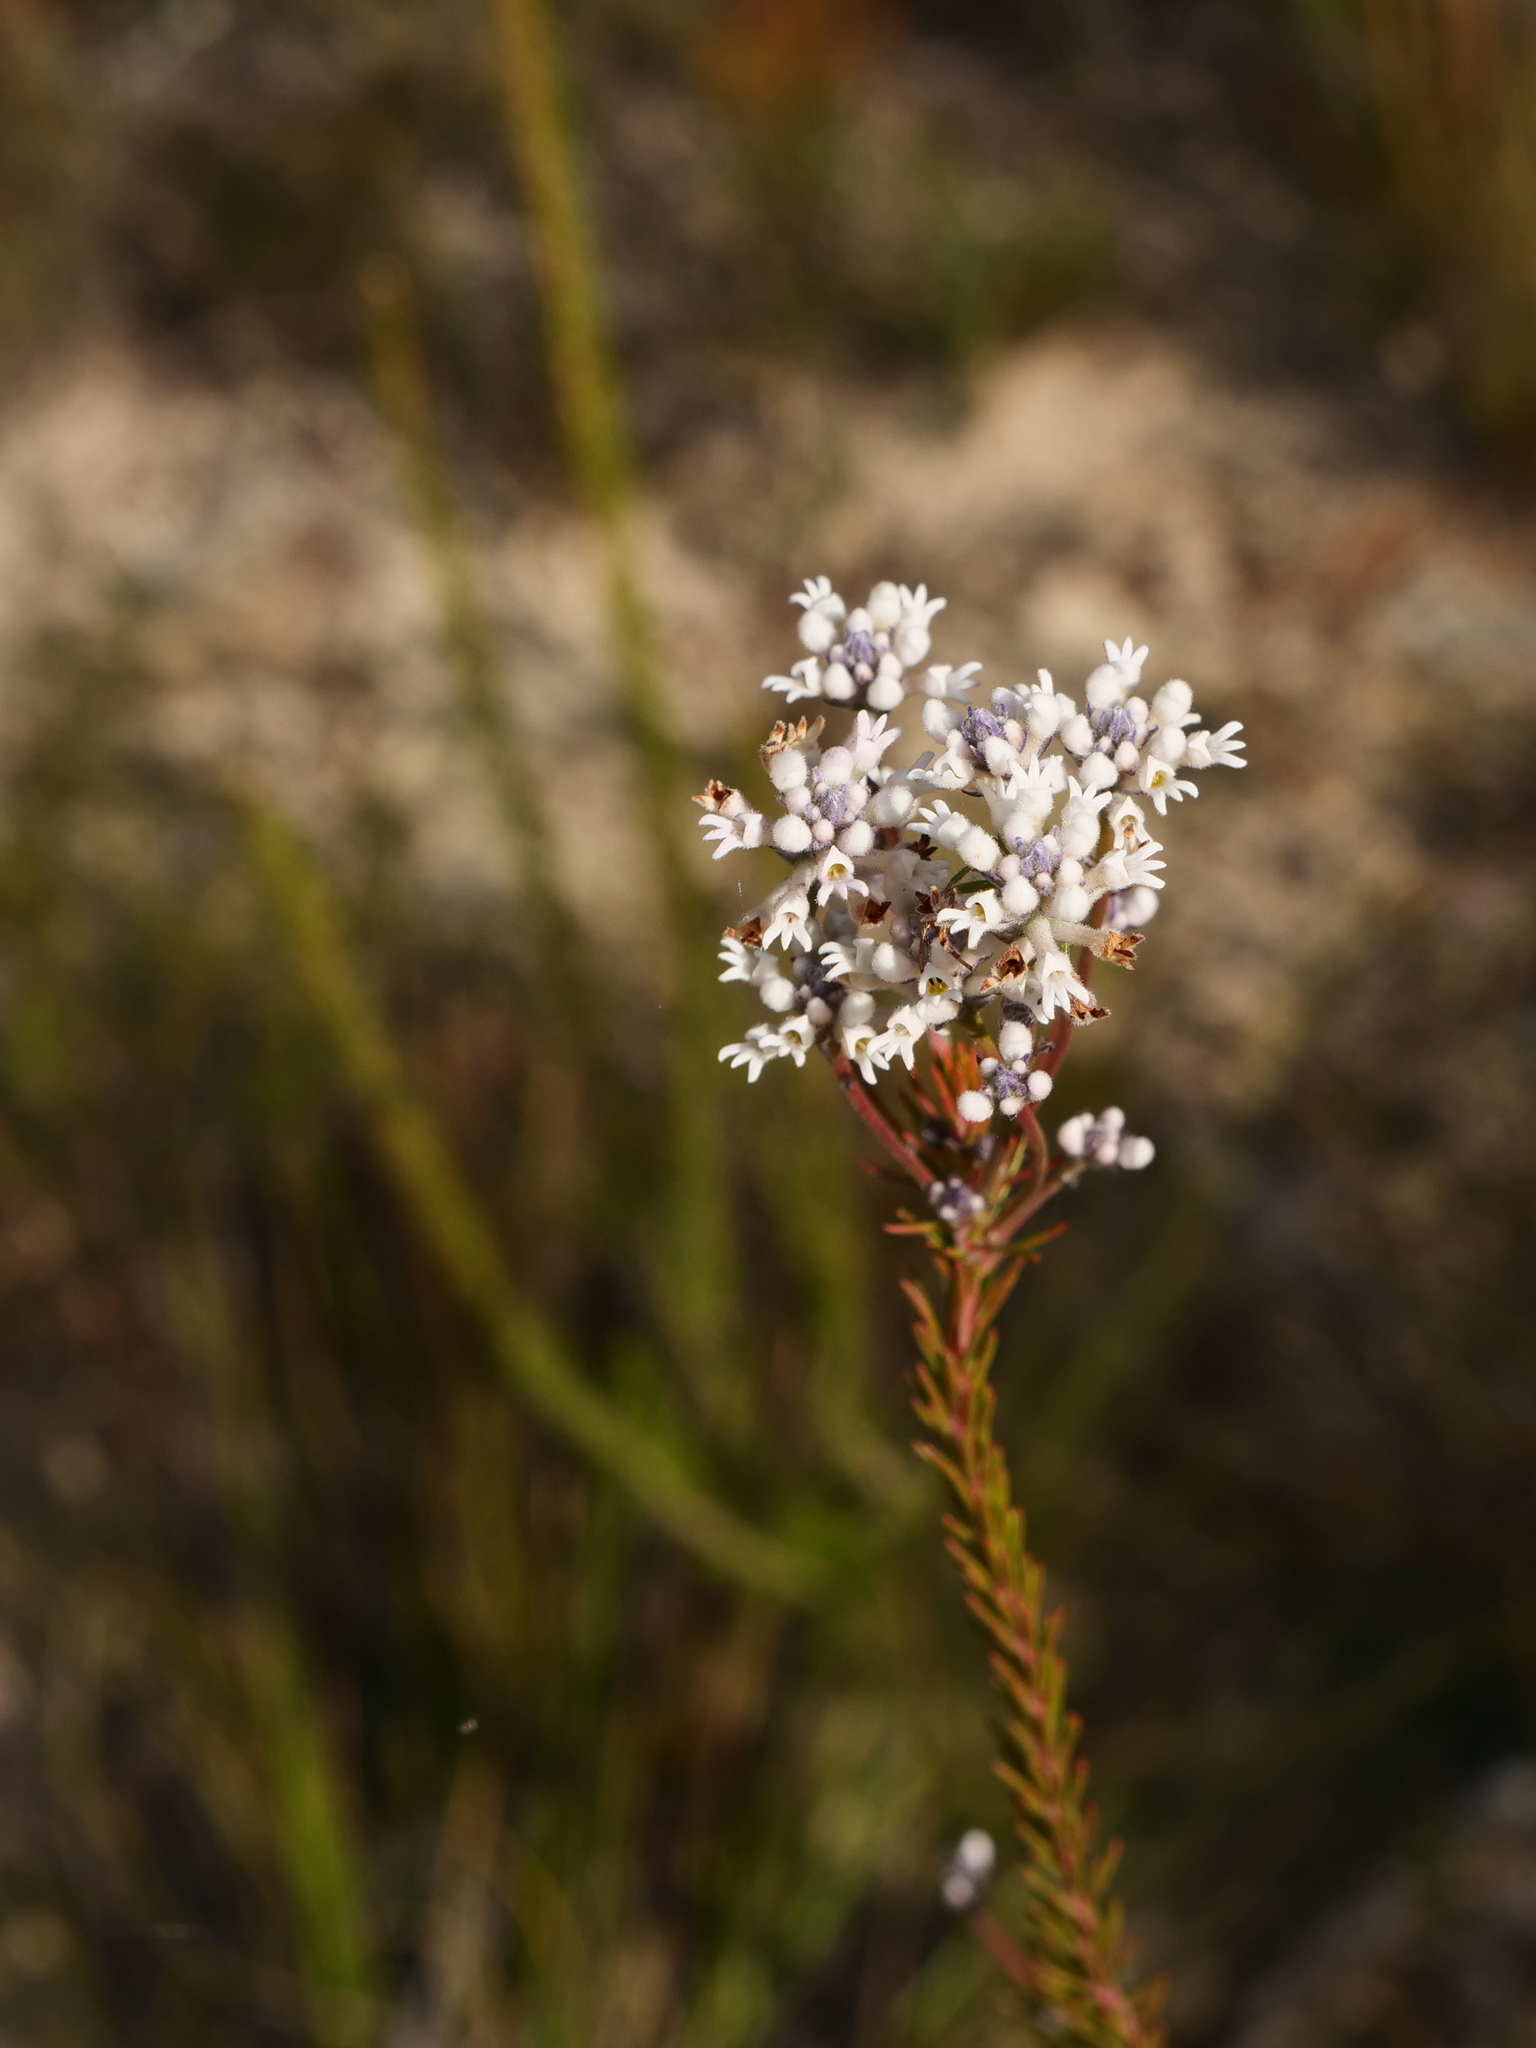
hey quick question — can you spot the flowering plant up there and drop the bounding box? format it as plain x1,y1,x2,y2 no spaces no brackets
699,578,1245,2044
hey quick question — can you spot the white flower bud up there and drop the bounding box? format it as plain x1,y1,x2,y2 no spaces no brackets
805,996,833,1027
1119,885,1160,927
781,784,812,814
798,606,841,655
922,698,959,741
773,814,813,854
868,780,918,827
1085,668,1127,710
1025,690,1060,741
1058,1113,1092,1157
866,582,902,627
997,1019,1033,1061
821,662,856,702
1113,740,1140,772
1150,679,1194,726
1119,1135,1155,1169
845,606,872,635
837,819,874,856
866,674,904,712
811,816,835,845
1077,752,1119,792
957,1091,993,1124
957,826,1001,872
1000,799,1052,848
818,746,854,786
759,975,797,1012
871,942,909,982
1052,882,1091,922
1149,724,1186,764
841,989,875,1024
1000,875,1040,918
892,620,932,666
1060,714,1095,757
768,748,810,790
1057,812,1102,860
1027,1070,1053,1101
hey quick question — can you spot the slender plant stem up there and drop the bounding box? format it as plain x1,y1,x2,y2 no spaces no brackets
359,255,545,901
489,0,751,1437
907,1244,1164,2048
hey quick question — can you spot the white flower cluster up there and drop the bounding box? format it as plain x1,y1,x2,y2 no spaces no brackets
703,578,1245,1128
764,576,949,712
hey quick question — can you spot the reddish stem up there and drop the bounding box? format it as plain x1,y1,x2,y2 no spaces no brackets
827,1047,935,1187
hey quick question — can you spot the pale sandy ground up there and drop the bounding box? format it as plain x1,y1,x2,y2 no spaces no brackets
1,321,1531,1132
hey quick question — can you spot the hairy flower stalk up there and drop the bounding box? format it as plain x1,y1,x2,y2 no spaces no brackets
700,578,1246,2039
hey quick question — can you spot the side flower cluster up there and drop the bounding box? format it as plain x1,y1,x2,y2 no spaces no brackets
702,577,1245,1136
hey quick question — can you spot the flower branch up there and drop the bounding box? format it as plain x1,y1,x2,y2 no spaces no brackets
701,578,1245,2037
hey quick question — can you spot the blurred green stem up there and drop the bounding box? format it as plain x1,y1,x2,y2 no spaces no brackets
237,790,824,1606
360,254,542,898
489,0,745,1438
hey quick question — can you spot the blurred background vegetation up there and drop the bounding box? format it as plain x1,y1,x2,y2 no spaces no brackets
0,1,1535,2043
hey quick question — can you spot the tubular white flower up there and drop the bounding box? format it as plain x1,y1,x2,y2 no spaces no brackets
720,1026,784,1082
1137,757,1200,814
1185,720,1246,770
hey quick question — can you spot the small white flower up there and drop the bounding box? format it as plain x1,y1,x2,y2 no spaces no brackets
776,1015,818,1066
871,1004,926,1070
849,709,903,771
840,1018,885,1083
1184,720,1246,771
1090,835,1166,895
718,938,756,984
892,584,946,665
815,847,869,904
1057,777,1113,859
865,580,904,629
763,891,814,952
1031,947,1093,1021
719,1026,784,1082
764,655,826,702
938,890,1004,948
1083,637,1149,709
1137,756,1200,814
792,576,846,654
1149,678,1195,727
700,808,769,859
